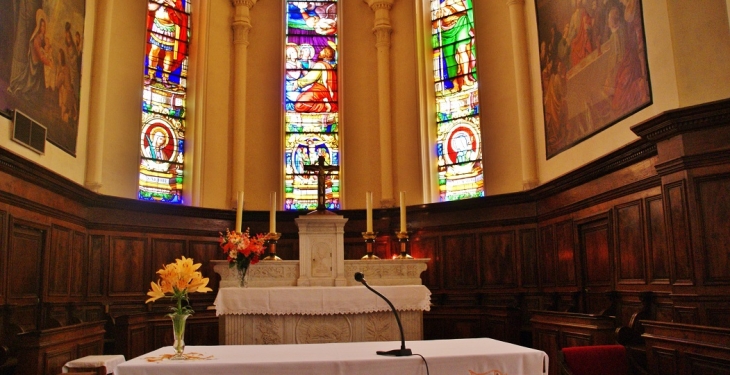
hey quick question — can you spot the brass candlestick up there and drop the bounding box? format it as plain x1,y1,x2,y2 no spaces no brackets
361,231,379,259
263,232,282,261
395,231,413,259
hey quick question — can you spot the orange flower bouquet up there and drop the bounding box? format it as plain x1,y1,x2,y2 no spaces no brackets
219,228,267,286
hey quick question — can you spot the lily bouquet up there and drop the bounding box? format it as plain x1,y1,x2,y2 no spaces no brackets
145,256,213,315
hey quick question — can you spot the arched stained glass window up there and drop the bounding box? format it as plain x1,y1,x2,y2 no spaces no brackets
431,0,484,201
139,0,190,204
283,1,340,211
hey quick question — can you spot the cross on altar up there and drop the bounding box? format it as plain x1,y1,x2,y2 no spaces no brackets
303,155,338,212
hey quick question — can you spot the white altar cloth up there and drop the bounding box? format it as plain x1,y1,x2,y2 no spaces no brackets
214,285,431,316
114,338,548,375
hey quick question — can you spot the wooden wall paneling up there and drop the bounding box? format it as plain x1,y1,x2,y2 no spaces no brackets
555,221,577,287
87,235,105,297
410,235,439,289
344,239,366,260
70,231,87,298
615,200,647,284
48,225,72,298
519,228,539,288
577,214,613,314
0,209,6,304
532,327,559,375
646,195,670,283
7,218,46,306
695,174,730,286
479,231,517,288
273,239,298,261
189,240,224,292
374,236,391,260
149,238,186,286
642,320,730,375
539,225,557,287
108,236,147,297
664,180,695,284
423,307,485,340
441,233,477,289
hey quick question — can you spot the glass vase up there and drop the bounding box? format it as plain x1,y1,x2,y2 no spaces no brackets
170,313,189,360
237,266,249,287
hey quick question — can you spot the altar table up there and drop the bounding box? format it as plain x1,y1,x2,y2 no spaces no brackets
214,285,431,345
114,338,548,375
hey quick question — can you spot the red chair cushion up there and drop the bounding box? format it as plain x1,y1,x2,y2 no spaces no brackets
561,345,629,375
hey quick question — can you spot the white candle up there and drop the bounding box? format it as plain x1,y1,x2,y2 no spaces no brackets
399,191,406,233
366,191,373,232
269,192,276,233
235,191,244,233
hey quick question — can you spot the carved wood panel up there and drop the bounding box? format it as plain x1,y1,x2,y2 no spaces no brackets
556,221,576,286
665,181,694,284
190,240,223,291
410,235,438,289
539,225,557,287
150,238,185,281
696,175,730,285
344,241,365,260
7,219,45,304
442,234,477,289
646,195,670,283
0,210,6,304
615,201,646,284
578,215,613,314
479,231,517,288
70,231,86,297
49,225,72,297
87,235,105,297
520,228,539,288
109,236,147,296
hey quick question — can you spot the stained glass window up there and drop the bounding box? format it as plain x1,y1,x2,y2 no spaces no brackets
431,0,484,201
139,0,190,204
283,1,340,211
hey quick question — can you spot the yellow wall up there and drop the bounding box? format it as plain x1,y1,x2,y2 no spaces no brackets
2,0,729,211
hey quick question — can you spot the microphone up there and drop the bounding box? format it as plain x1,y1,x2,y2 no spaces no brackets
354,272,412,357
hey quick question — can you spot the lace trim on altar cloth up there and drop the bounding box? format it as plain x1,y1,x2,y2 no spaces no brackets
215,300,432,316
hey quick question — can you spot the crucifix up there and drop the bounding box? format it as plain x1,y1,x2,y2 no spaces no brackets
303,155,339,212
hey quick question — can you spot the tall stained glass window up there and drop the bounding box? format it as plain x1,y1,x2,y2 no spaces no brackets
139,0,190,204
431,0,483,201
283,1,340,211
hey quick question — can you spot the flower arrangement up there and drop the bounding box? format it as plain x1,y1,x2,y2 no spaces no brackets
219,228,267,285
145,256,212,315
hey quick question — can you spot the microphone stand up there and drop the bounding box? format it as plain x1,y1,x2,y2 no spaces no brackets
355,272,412,357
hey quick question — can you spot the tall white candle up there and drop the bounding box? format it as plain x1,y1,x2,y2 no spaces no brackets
235,191,244,233
366,191,373,232
269,192,277,233
399,191,406,233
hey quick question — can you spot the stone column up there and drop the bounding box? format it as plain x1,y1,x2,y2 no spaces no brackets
230,0,258,206
507,0,538,190
364,0,396,207
84,0,109,193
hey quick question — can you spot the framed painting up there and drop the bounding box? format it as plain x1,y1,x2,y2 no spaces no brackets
0,0,86,156
535,0,651,159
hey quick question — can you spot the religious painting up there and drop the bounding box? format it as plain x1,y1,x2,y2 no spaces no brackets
284,1,340,210
535,0,652,159
0,0,86,155
138,0,190,204
431,0,484,201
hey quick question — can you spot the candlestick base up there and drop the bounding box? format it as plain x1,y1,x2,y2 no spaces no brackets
361,232,379,259
263,232,282,261
395,231,414,259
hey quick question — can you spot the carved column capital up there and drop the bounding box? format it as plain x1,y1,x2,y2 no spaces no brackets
231,0,257,45
364,0,394,11
373,26,392,48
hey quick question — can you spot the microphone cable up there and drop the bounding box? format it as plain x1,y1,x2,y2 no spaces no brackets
414,353,430,375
